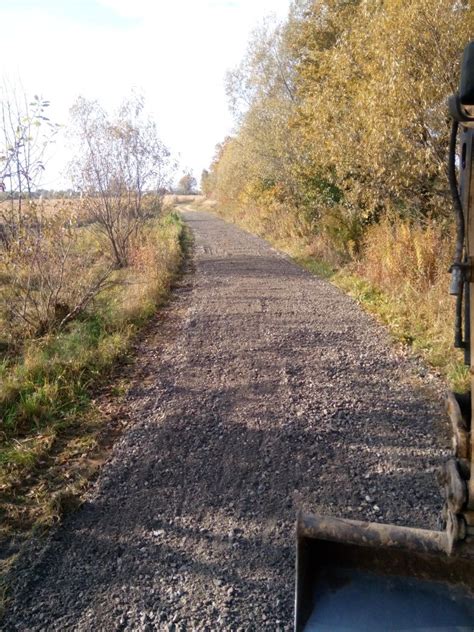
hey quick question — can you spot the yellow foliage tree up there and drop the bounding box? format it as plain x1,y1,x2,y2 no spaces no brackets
208,0,473,255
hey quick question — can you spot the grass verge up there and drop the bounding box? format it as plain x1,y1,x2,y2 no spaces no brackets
0,211,187,590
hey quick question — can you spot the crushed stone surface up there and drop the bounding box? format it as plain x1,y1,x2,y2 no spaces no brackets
4,210,450,631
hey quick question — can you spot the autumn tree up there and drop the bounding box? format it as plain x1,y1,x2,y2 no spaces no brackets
70,95,171,267
200,169,209,190
177,172,197,195
218,16,317,237
291,0,473,222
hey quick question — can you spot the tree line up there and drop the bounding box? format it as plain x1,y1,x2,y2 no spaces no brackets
203,0,473,259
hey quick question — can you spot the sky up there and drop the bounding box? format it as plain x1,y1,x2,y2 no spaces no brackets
0,0,292,189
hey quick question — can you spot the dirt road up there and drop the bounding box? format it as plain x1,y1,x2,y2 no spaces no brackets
5,210,449,631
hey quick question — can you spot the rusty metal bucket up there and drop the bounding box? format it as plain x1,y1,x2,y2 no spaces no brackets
295,513,474,631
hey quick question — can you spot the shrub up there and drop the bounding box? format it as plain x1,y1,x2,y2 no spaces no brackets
0,205,112,344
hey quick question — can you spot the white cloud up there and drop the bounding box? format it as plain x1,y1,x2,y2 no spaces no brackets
0,0,291,187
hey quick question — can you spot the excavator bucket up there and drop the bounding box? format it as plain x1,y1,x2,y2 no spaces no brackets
295,513,474,631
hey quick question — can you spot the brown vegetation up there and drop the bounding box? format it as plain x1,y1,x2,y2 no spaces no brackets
0,206,185,547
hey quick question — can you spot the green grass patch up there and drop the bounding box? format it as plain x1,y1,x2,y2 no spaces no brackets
292,254,335,280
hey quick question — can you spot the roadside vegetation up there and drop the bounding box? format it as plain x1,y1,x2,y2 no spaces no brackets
0,91,185,553
201,0,473,391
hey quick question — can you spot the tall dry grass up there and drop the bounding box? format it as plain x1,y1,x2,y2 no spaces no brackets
360,219,450,291
335,218,467,389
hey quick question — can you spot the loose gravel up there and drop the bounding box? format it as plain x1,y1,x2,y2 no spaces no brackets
4,210,450,631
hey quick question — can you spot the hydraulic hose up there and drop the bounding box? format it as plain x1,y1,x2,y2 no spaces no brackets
455,279,464,349
448,119,465,266
448,119,466,350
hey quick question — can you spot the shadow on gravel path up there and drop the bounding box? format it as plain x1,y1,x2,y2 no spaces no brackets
4,210,449,631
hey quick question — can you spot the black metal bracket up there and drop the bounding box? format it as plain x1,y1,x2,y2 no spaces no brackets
448,95,474,126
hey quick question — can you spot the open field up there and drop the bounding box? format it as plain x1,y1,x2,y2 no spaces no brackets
0,198,78,215
163,194,205,207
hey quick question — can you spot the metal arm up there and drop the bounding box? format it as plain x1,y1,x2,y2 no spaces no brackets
446,41,474,546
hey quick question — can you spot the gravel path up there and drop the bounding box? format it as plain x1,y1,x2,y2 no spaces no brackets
4,209,450,631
